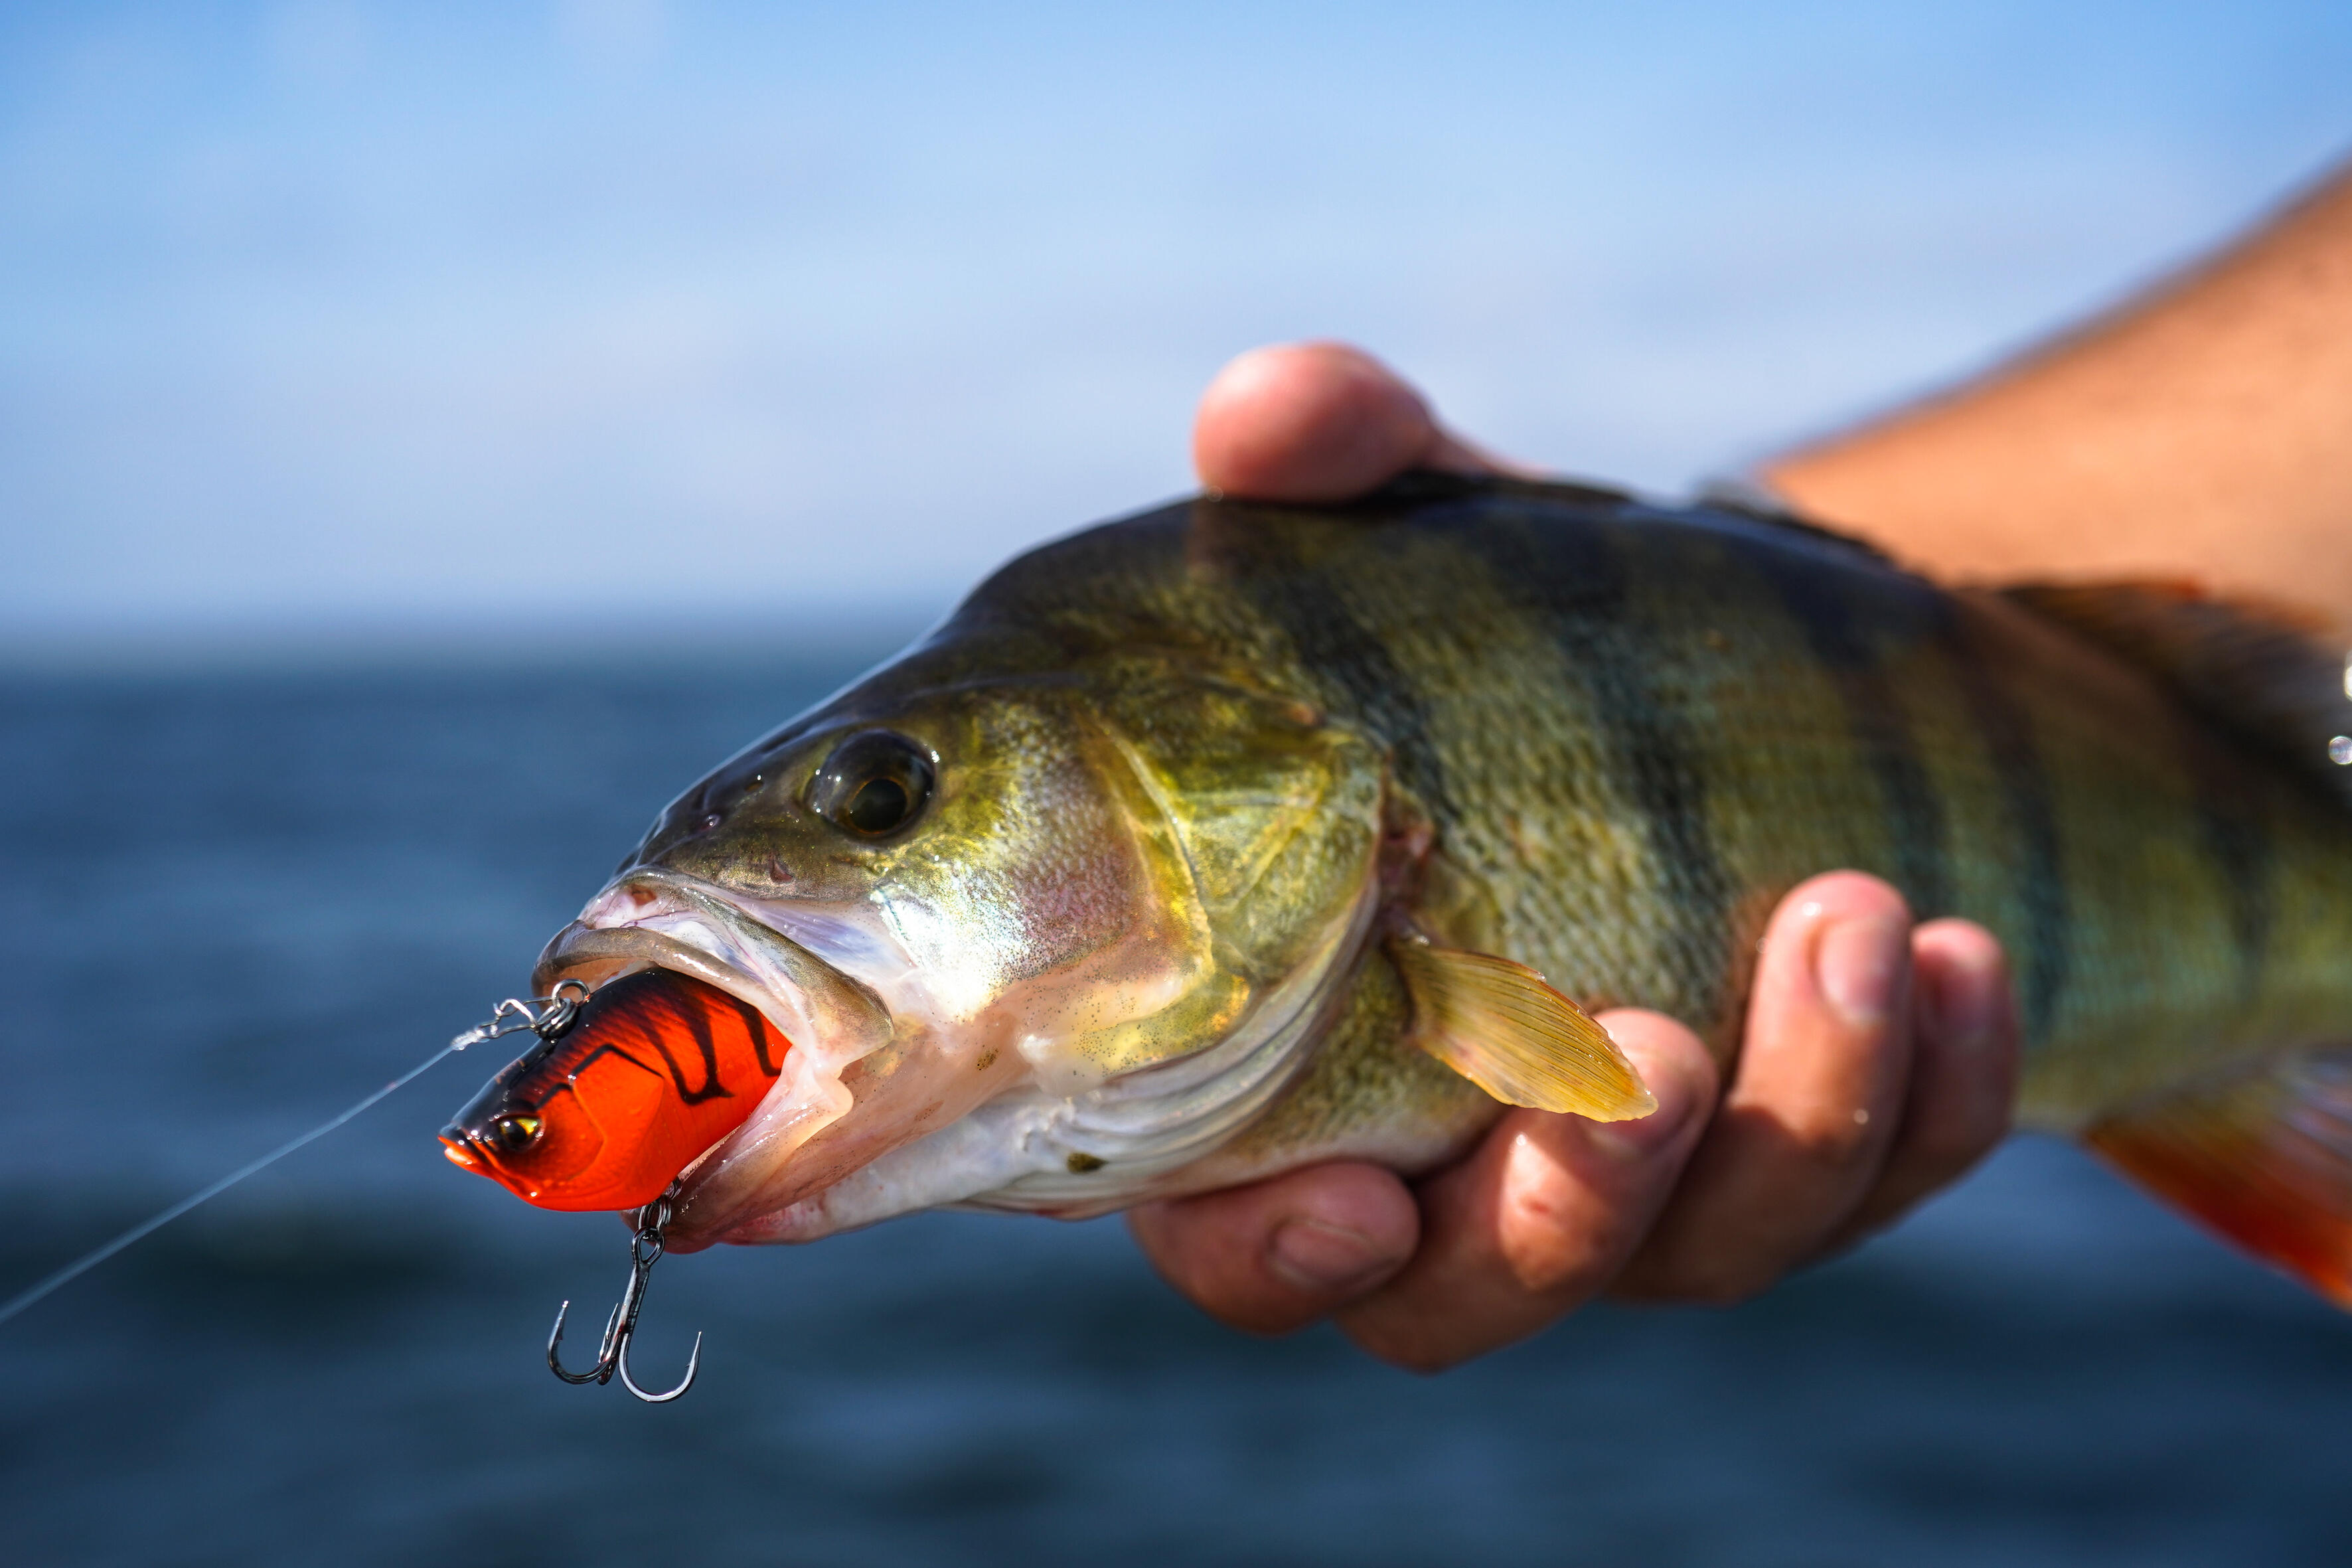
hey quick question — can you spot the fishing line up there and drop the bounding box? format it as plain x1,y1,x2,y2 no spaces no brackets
0,987,584,1330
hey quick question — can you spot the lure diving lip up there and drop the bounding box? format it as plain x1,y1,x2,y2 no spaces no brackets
440,967,789,1212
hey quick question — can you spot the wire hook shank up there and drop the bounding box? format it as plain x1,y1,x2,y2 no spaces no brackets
543,1185,702,1402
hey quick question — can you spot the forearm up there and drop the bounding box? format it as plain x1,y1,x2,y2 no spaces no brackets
1764,160,2352,633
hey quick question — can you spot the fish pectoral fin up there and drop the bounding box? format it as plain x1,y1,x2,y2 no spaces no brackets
2086,1048,2352,1308
1388,938,1656,1121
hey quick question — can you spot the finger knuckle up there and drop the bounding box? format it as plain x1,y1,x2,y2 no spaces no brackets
1379,1346,1466,1376
1902,1114,2008,1181
1783,1109,1879,1172
1626,1257,1773,1308
1346,1321,1468,1375
1907,1077,2016,1164
1672,1266,1771,1308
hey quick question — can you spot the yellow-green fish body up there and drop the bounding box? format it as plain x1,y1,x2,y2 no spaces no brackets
503,475,2352,1300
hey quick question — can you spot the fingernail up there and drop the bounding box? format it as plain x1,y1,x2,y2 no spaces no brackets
1815,913,1907,1026
1926,947,2001,1050
1269,1218,1399,1294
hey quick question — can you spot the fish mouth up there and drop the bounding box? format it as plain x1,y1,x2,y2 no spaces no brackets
534,868,893,1030
529,868,898,1235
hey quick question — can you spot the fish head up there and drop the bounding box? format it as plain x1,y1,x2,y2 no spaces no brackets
507,655,1385,1244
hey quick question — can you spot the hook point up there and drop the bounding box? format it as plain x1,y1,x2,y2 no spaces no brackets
544,1184,702,1400
617,1327,702,1403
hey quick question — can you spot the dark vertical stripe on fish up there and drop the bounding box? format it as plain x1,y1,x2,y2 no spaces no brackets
2179,718,2275,1003
1746,536,1955,919
1456,507,1735,1006
1214,524,1456,823
1948,599,2070,1042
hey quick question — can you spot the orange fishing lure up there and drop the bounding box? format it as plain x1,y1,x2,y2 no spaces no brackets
440,969,787,1212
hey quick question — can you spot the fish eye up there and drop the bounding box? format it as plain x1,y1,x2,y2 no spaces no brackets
809,730,935,839
490,1114,542,1152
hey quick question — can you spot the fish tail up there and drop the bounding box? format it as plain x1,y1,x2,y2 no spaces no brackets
2086,1050,2352,1305
1993,576,2352,1302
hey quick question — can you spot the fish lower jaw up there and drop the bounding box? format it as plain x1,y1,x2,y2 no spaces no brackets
693,913,1377,1242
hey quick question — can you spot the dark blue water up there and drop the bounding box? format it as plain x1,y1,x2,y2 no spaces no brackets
3,656,2349,1568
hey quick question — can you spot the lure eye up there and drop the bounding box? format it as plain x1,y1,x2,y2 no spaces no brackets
490,1114,542,1153
809,730,934,839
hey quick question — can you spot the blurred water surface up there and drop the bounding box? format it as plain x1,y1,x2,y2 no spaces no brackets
3,653,2349,1568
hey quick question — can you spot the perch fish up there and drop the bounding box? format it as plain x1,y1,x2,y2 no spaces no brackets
443,473,2352,1304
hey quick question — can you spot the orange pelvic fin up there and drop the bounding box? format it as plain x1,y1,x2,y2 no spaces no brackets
2086,1050,2352,1307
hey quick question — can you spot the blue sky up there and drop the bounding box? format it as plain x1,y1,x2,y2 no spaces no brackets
6,1,2351,653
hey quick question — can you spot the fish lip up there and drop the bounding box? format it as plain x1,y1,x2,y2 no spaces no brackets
532,920,777,1015
527,866,898,1221
531,867,889,1027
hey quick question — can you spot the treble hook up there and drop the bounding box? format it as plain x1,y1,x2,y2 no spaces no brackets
546,1185,703,1403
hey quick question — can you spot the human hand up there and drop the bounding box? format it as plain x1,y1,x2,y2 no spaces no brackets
1130,343,2022,1371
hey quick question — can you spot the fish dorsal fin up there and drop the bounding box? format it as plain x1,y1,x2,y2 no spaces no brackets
2000,580,2352,801
1691,480,1902,568
2086,1048,2352,1306
1388,939,1656,1121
